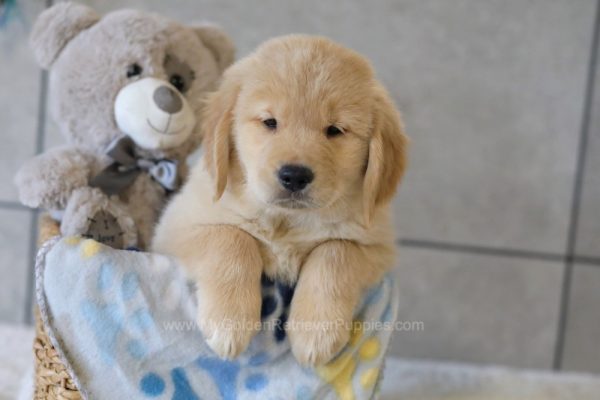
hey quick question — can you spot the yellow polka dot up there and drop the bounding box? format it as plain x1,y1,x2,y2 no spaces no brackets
316,353,357,400
338,384,355,400
360,367,380,388
358,338,380,361
64,236,83,246
81,239,101,258
317,353,352,380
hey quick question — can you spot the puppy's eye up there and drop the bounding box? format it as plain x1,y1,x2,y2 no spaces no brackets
126,63,143,78
170,74,186,92
325,125,343,138
263,118,277,130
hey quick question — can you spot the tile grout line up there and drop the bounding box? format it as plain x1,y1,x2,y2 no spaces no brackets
573,255,600,266
398,238,600,267
399,239,563,262
553,0,600,371
23,65,49,325
0,200,30,211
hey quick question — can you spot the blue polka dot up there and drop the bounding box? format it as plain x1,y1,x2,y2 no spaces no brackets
196,357,240,400
261,295,277,319
274,312,288,342
249,351,269,366
126,339,146,360
122,272,140,301
131,308,154,332
140,373,165,397
277,282,295,306
171,368,199,400
245,373,268,391
80,301,122,365
97,263,113,291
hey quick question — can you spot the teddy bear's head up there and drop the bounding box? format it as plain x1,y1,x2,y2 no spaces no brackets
31,2,234,159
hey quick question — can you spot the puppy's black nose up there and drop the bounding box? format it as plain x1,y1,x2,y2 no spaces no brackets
153,85,182,114
278,164,314,192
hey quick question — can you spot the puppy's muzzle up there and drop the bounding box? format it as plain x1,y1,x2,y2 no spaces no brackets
278,164,314,193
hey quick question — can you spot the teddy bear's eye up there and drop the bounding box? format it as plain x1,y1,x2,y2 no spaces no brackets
169,74,186,92
126,63,143,78
164,54,194,93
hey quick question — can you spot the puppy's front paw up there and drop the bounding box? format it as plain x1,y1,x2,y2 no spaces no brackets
196,288,261,359
287,303,351,366
204,324,253,360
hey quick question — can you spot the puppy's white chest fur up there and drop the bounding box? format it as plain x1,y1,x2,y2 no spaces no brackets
238,212,322,283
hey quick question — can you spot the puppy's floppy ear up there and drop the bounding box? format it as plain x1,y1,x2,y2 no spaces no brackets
363,85,409,225
202,70,241,200
192,23,236,73
30,2,100,69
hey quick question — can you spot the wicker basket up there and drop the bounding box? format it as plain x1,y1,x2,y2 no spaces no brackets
33,215,82,399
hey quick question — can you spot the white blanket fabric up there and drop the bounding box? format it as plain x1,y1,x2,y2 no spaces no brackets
2,324,600,400
37,237,397,400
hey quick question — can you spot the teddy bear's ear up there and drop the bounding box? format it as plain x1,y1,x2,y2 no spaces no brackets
192,23,235,72
30,2,100,69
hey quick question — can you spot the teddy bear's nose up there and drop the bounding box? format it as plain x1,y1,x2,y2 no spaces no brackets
153,85,183,114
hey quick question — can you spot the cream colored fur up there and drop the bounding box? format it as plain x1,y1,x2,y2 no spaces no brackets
153,35,408,366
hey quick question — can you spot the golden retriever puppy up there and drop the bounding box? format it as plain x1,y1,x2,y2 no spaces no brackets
152,35,408,366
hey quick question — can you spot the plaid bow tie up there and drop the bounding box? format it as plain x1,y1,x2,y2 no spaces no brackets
90,135,180,196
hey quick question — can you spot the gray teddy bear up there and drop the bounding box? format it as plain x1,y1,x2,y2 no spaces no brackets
15,2,234,249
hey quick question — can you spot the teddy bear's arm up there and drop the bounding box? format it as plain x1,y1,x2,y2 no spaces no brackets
14,146,98,211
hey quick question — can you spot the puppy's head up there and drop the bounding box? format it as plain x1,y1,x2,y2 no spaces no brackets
203,35,407,223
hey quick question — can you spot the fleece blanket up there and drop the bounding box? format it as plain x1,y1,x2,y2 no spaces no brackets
36,236,398,400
